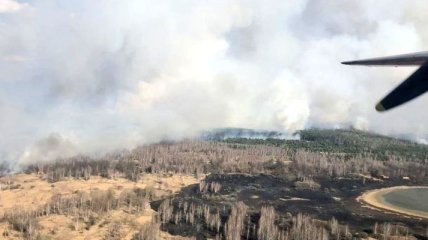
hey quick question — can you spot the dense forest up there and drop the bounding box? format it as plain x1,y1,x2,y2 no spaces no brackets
225,129,428,161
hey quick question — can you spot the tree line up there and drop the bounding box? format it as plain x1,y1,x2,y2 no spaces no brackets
20,139,428,183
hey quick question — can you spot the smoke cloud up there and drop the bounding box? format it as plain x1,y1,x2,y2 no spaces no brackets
1,0,428,165
0,0,26,13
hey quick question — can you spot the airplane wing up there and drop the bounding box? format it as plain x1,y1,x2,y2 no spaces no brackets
375,60,428,112
342,51,428,112
342,51,428,66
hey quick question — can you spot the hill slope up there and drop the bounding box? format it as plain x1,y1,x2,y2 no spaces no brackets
225,128,428,160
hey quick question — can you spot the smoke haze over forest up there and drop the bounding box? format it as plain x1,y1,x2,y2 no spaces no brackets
2,0,428,164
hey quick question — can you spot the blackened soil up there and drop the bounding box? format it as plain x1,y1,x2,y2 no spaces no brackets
155,173,428,238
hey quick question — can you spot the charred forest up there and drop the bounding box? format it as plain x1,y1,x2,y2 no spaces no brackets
1,129,428,240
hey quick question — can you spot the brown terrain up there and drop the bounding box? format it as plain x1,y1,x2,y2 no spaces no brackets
0,173,199,240
0,131,427,240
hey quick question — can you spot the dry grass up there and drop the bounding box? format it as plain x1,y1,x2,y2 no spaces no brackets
0,173,199,240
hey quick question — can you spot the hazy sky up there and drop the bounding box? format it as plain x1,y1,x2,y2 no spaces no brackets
2,0,428,165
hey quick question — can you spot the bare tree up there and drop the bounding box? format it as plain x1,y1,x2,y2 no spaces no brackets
132,220,161,240
225,202,248,240
258,206,278,240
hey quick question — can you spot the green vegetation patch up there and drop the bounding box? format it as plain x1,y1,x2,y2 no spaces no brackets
225,129,428,161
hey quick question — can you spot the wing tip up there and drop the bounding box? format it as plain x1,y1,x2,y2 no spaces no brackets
341,61,354,65
375,102,386,112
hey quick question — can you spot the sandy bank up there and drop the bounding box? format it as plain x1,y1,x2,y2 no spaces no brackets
358,186,428,219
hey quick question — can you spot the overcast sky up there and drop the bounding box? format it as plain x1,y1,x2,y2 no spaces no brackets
2,0,428,165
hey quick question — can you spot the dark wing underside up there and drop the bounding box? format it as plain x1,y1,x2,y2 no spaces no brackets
342,51,428,112
342,51,428,66
376,61,428,112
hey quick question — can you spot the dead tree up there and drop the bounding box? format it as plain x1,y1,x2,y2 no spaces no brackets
225,202,248,240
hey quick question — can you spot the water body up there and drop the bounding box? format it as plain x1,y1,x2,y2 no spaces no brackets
381,187,428,216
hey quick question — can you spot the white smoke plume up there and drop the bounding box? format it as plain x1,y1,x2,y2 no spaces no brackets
1,0,428,165
0,0,27,13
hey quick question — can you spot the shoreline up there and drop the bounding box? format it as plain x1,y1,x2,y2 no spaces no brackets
357,186,428,219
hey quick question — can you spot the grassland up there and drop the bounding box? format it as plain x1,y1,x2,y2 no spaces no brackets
0,173,198,240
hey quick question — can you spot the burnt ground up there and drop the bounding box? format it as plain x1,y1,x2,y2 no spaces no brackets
154,173,428,238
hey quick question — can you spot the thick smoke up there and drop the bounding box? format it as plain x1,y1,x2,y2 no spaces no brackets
1,0,428,165
19,133,76,164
